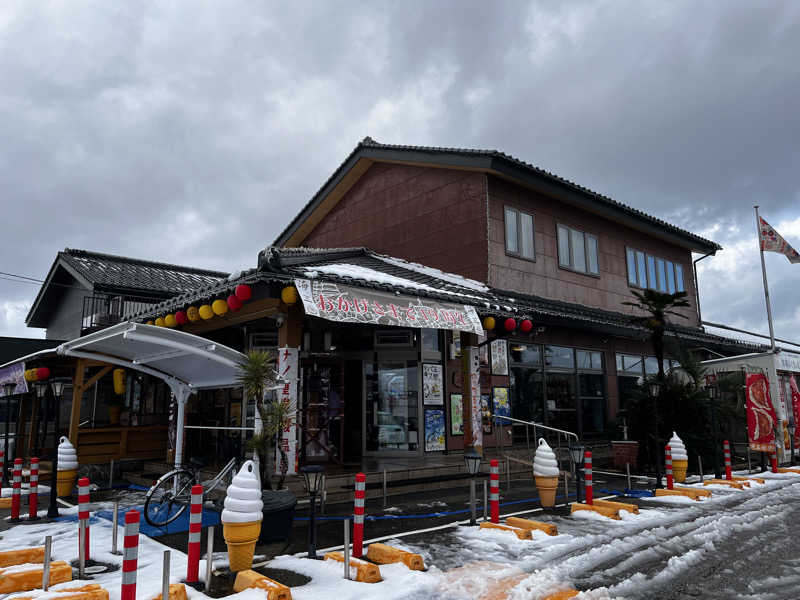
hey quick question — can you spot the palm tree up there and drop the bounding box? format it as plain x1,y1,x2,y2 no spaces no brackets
622,289,691,483
236,350,293,490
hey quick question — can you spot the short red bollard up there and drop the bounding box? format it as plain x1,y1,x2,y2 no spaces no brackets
723,440,732,481
770,452,778,474
28,457,39,521
9,458,22,522
78,477,91,559
186,485,203,583
584,450,593,504
121,510,140,600
665,445,674,490
489,460,500,523
353,472,366,558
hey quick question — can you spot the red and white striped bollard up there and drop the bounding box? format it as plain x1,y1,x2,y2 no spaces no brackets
78,477,90,559
121,510,140,600
665,445,674,490
186,485,203,582
9,458,22,522
489,459,499,523
723,440,732,480
353,473,366,558
770,451,778,473
584,450,593,504
28,457,39,520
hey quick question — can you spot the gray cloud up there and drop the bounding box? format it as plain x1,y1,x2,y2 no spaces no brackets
1,1,799,341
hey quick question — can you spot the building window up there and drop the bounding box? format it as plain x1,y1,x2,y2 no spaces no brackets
557,225,599,275
505,207,535,260
626,248,685,292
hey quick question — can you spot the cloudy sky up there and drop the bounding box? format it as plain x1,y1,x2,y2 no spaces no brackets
1,1,799,342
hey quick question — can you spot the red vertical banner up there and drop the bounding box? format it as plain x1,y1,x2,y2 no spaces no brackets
789,375,800,446
746,373,777,451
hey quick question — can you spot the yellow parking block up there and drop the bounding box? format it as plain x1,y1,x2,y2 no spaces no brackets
233,571,292,599
479,521,532,540
777,467,800,474
733,476,765,484
505,517,558,536
365,543,425,570
0,547,45,568
703,479,744,489
151,583,188,600
15,583,108,600
0,560,71,593
591,499,638,514
570,502,620,519
324,552,382,583
542,590,579,600
672,486,712,498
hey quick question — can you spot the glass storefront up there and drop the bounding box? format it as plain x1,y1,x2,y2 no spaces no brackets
365,359,420,452
509,343,606,436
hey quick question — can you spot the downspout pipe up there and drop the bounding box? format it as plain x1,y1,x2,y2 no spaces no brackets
693,251,715,324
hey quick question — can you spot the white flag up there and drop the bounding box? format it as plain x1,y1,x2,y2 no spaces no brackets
759,217,800,264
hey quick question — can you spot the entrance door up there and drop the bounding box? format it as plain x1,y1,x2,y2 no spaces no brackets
364,357,421,455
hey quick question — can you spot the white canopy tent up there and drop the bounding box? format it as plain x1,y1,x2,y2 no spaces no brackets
56,322,246,468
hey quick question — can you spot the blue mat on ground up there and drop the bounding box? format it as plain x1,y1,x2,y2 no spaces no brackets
95,505,221,537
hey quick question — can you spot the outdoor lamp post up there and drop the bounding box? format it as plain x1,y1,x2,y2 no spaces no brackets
708,385,721,479
47,379,67,519
1,382,15,487
300,465,325,558
569,443,585,504
463,448,481,525
648,380,663,489
32,382,48,456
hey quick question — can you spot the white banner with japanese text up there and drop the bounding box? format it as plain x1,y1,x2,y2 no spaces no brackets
295,278,483,335
275,346,299,476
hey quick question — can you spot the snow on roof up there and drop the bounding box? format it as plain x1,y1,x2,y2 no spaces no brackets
375,255,489,293
702,325,799,354
302,264,474,298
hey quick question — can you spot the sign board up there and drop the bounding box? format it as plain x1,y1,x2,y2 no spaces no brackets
275,346,299,476
776,353,800,373
422,364,443,405
0,362,28,394
295,278,483,335
746,373,777,452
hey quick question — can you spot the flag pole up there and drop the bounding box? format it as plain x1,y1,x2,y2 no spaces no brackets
754,205,777,351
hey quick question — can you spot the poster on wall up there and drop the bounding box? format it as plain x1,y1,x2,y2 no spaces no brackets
746,372,777,452
450,394,463,436
425,409,446,451
481,394,492,434
275,346,299,476
423,364,444,405
493,387,511,425
490,339,509,375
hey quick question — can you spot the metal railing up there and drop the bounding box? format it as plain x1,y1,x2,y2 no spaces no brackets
81,294,161,332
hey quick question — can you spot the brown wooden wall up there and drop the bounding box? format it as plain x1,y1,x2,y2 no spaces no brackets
487,176,700,326
301,163,489,283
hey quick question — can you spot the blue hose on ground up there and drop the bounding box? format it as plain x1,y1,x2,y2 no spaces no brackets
293,493,576,522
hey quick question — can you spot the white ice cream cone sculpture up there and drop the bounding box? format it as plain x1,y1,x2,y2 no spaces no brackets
534,438,560,507
668,432,689,483
56,436,79,497
222,460,263,572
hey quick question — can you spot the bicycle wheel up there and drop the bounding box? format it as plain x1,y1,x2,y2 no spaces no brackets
144,469,196,527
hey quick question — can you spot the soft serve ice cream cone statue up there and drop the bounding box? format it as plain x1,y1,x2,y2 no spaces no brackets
533,438,560,507
668,432,688,483
222,460,263,572
56,436,79,497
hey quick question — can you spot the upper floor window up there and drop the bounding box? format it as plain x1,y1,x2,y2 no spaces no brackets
626,248,685,293
557,225,599,275
504,207,535,260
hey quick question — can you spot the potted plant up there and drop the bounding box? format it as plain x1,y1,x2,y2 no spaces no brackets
237,350,297,544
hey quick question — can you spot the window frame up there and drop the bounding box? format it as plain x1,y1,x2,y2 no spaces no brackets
557,223,600,277
504,206,536,262
625,246,686,293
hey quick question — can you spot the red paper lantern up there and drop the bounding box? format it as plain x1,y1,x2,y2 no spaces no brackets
235,284,252,301
227,294,243,312
36,367,51,380
504,318,517,332
520,319,533,333
175,311,188,325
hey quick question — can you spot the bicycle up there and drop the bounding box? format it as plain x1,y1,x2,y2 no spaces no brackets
143,456,239,527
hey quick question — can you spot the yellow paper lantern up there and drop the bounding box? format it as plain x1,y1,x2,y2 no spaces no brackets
212,299,228,316
146,320,154,326
155,317,166,327
186,306,200,322
113,369,126,395
199,304,214,320
24,369,35,382
164,314,178,328
281,286,298,305
482,316,496,331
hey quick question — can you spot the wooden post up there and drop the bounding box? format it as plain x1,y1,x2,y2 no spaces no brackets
68,360,86,444
278,304,303,348
460,332,480,454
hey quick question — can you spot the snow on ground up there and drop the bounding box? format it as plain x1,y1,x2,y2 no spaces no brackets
2,472,800,599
